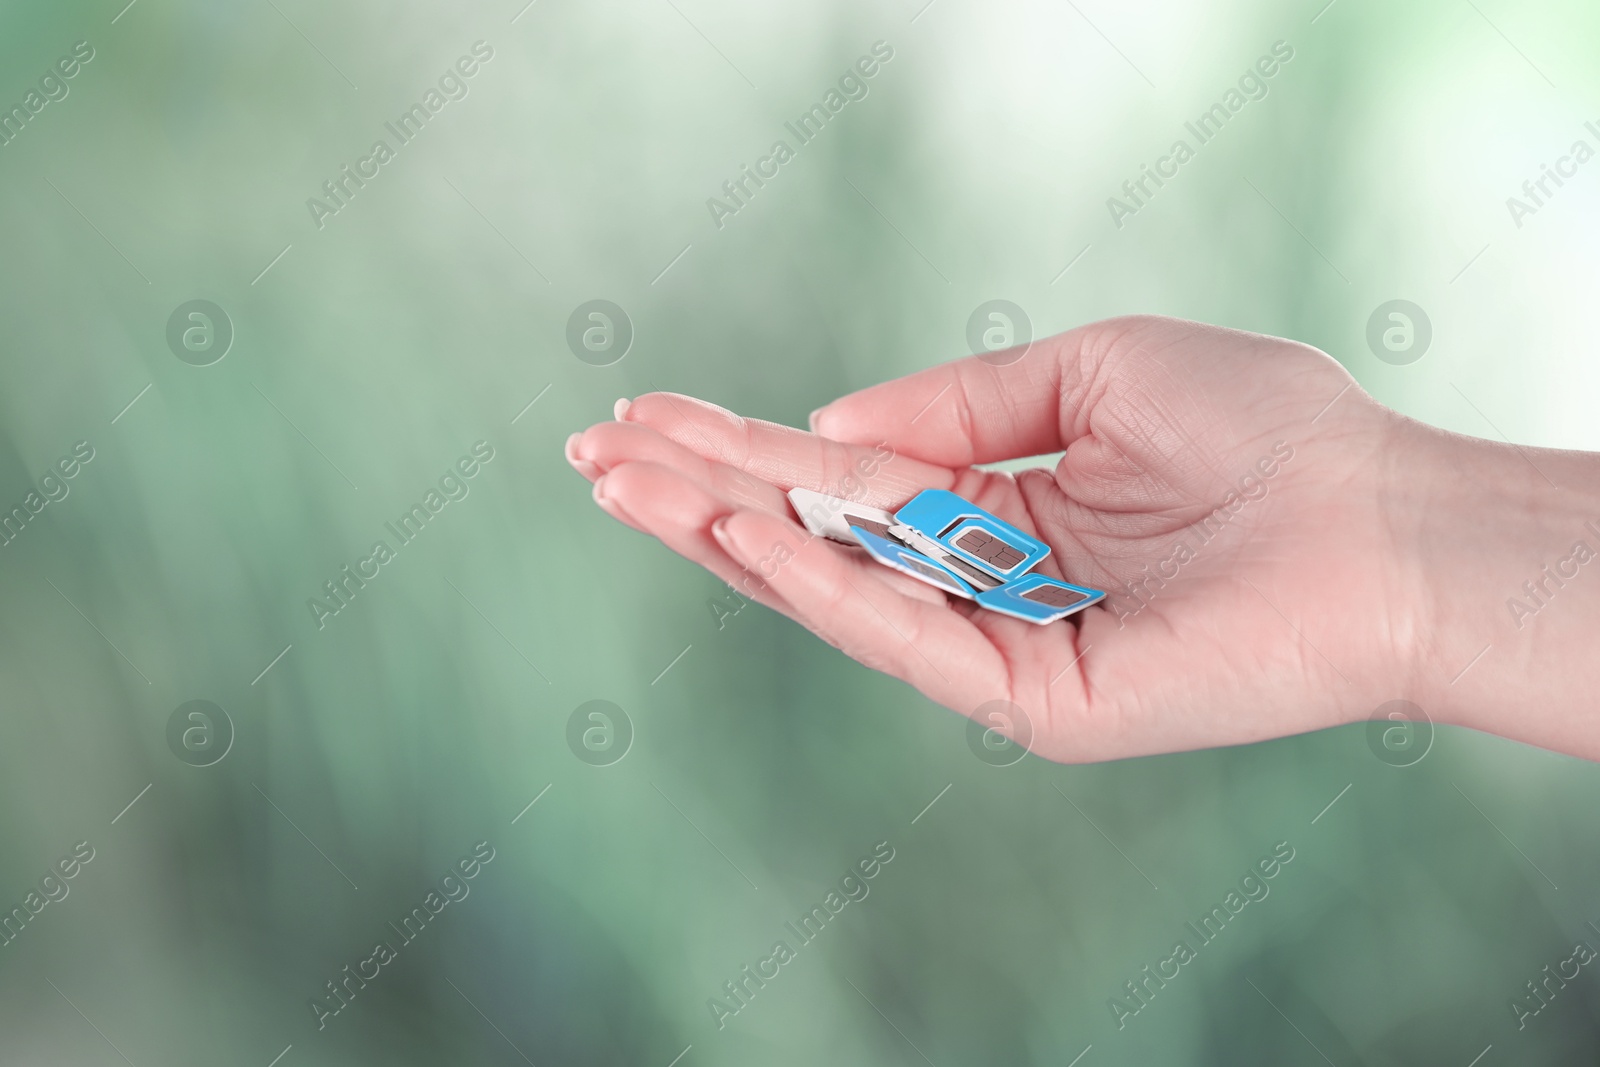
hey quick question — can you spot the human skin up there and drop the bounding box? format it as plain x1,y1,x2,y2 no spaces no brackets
565,315,1600,763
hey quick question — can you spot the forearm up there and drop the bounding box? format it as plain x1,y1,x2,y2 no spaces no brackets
1404,422,1600,758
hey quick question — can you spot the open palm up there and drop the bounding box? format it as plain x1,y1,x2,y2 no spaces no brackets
568,316,1433,761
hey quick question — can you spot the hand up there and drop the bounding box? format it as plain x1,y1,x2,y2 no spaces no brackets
565,315,1598,761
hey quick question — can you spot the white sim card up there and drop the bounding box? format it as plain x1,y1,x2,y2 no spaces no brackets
787,488,898,545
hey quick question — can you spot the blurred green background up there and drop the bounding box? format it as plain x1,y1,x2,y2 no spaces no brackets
2,0,1599,1063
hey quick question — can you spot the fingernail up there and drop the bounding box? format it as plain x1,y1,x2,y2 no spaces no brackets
591,474,641,530
807,408,823,432
710,516,742,558
613,397,632,421
564,433,600,480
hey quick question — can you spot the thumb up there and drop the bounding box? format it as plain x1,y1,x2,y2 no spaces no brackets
807,318,1132,467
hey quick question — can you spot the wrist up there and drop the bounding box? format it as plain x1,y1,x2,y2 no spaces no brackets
1399,421,1600,756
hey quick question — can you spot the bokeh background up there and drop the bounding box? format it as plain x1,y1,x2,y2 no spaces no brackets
2,0,1599,1063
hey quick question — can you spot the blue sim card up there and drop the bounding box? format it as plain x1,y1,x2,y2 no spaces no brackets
786,487,1105,626
848,526,976,599
892,489,1051,581
975,572,1106,624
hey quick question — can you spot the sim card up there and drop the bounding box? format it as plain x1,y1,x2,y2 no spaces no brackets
787,487,897,544
847,526,976,599
891,489,1051,581
975,572,1105,624
886,523,1003,590
784,486,1104,625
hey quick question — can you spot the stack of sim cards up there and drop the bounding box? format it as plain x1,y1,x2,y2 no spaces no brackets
788,487,1106,625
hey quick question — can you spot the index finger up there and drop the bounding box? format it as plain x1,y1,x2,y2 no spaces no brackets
621,391,955,509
